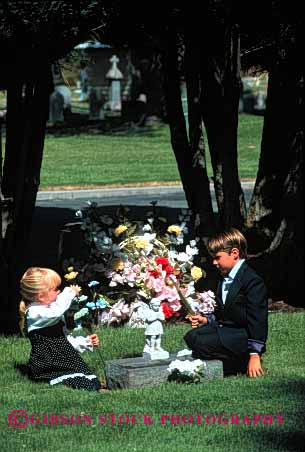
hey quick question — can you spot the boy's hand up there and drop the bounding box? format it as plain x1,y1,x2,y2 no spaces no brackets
88,334,99,347
247,354,264,377
188,314,208,328
70,285,81,296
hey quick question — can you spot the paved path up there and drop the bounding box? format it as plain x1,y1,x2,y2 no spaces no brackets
36,182,255,211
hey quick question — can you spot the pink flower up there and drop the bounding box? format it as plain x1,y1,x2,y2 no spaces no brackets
145,276,165,293
167,299,182,312
158,285,179,302
110,301,130,320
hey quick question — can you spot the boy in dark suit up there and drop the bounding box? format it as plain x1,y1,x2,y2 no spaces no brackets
184,228,268,377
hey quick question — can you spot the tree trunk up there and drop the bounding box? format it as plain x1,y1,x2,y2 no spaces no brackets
247,24,303,245
0,65,53,334
162,29,215,233
246,24,304,307
184,33,215,232
248,130,304,306
201,22,246,229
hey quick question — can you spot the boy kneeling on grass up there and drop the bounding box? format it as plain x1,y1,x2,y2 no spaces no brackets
184,228,268,378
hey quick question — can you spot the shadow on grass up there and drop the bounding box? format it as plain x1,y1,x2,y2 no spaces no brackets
245,430,305,451
243,378,305,451
45,113,167,138
120,353,143,359
14,362,29,378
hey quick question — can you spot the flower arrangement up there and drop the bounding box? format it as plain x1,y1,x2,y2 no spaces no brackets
62,203,216,328
167,359,206,384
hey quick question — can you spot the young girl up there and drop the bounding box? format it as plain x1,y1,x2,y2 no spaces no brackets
20,267,102,391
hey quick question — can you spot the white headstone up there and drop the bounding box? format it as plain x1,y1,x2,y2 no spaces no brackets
106,55,123,80
106,55,123,112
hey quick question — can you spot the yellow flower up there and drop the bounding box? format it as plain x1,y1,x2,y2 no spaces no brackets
167,225,182,235
110,258,125,271
64,271,78,280
134,238,149,249
114,225,128,237
191,266,203,281
67,266,74,272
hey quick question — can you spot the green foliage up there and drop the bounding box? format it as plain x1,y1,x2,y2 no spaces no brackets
0,313,304,451
0,1,107,61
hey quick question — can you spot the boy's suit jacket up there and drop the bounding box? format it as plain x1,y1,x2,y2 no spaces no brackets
213,261,268,355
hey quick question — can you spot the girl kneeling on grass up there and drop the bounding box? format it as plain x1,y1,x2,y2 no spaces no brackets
19,267,102,391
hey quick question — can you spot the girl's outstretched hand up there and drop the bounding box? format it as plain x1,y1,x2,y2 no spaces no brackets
70,285,81,296
88,334,99,347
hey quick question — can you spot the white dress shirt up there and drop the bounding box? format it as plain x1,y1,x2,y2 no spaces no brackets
221,259,245,304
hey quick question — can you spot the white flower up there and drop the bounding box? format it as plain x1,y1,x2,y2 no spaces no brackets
176,235,184,245
168,359,205,376
186,244,198,256
197,290,216,314
143,232,156,241
189,298,199,311
177,349,193,357
168,250,178,261
177,252,191,263
142,224,152,232
185,282,195,296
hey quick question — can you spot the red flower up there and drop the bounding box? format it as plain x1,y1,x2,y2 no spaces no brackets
156,257,169,267
150,269,160,278
161,302,175,319
164,265,175,275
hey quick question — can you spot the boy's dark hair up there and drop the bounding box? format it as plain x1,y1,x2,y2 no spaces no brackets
207,228,248,259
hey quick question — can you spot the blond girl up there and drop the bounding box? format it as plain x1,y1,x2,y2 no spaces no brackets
20,267,101,391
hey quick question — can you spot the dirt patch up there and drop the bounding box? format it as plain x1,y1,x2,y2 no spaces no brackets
39,181,183,191
39,179,256,192
268,300,305,313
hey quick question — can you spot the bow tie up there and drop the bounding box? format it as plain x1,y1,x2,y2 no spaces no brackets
223,278,233,291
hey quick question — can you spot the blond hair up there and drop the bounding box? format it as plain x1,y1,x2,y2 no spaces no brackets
207,228,248,259
20,267,61,303
19,267,61,334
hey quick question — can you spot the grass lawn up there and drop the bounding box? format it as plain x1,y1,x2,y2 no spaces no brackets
37,113,263,188
1,86,263,189
1,312,304,452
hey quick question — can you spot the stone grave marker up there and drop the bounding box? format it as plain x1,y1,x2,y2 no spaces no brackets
105,54,123,112
49,91,64,124
105,354,223,390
